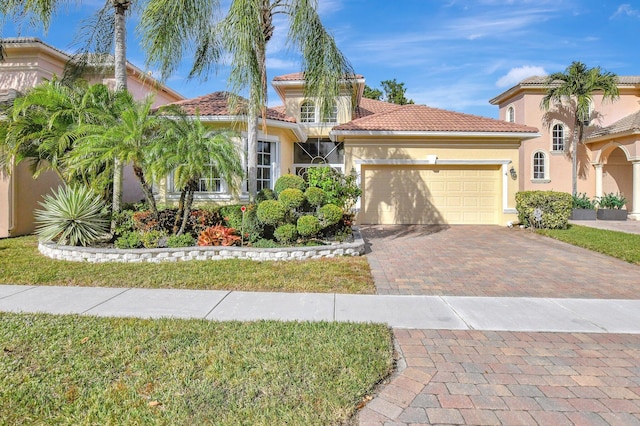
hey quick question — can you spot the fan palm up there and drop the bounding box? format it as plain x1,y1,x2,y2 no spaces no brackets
541,61,619,195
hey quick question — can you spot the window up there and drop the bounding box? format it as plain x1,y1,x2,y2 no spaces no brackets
321,103,338,123
300,100,315,123
198,165,223,193
552,124,565,152
294,138,344,178
532,151,547,180
506,106,515,123
256,140,273,191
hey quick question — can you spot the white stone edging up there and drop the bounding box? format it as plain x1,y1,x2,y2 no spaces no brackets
38,228,365,263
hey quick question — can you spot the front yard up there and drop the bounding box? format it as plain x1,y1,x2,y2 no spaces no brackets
0,313,394,424
0,236,375,294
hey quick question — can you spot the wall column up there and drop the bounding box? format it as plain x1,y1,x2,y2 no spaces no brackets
594,163,604,199
630,161,640,220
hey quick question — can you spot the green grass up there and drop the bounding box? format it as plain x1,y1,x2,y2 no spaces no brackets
0,236,375,293
538,224,640,264
0,313,394,425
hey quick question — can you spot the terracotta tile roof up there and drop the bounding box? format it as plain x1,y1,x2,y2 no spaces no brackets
167,91,295,123
354,97,403,119
517,75,640,86
333,103,539,133
588,110,640,139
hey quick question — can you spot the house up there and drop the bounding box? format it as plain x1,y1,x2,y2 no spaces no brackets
0,38,185,238
490,76,640,220
156,72,539,226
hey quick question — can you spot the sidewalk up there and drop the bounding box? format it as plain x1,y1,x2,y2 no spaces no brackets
2,284,640,333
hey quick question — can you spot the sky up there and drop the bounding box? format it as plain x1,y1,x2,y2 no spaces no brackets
3,0,640,118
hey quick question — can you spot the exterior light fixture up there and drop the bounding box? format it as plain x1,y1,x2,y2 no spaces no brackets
509,166,517,180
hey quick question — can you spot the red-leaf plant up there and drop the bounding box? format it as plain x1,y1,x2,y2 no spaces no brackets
197,225,241,246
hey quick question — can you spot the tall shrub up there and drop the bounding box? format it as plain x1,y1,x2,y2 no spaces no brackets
516,191,572,229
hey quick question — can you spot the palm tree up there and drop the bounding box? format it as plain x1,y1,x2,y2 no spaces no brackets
151,107,243,235
70,96,164,218
0,80,126,200
139,0,355,201
541,61,619,195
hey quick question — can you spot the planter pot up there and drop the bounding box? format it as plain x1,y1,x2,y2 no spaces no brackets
596,209,628,221
571,209,597,220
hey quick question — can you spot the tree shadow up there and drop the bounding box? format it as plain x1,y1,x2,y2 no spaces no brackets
360,224,449,253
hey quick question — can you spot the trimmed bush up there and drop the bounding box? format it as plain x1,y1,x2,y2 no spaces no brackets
140,230,167,248
274,224,298,244
307,166,361,210
274,174,306,195
166,234,195,248
278,188,305,210
114,231,143,249
297,215,321,238
516,191,572,229
305,187,326,208
318,203,343,227
256,200,286,226
256,188,276,203
34,185,109,247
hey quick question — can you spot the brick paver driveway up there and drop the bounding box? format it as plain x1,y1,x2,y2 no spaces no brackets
361,225,640,298
358,225,640,425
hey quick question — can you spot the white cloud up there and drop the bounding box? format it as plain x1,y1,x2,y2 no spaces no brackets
496,66,547,87
317,0,344,16
611,4,640,19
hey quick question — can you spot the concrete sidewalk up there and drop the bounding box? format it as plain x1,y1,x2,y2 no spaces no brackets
1,284,640,333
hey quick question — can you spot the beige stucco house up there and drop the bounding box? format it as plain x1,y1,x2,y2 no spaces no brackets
490,76,640,220
0,38,184,238
158,72,539,226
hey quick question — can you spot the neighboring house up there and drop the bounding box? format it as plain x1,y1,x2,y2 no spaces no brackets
157,72,539,226
0,38,184,238
490,76,640,220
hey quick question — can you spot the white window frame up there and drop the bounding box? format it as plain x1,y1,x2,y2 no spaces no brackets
506,105,515,123
293,139,345,179
300,100,315,123
551,123,565,152
532,150,549,182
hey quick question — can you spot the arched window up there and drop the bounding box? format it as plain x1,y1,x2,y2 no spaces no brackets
506,106,515,123
552,124,565,152
300,100,315,123
532,151,547,180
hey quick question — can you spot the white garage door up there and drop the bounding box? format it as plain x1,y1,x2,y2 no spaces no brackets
361,165,500,225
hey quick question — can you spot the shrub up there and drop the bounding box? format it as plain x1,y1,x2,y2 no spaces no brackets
166,234,196,248
278,188,305,210
572,193,596,209
305,187,326,208
516,191,572,229
34,185,109,246
256,188,276,202
187,208,222,235
140,230,167,248
274,224,298,244
597,192,627,209
114,231,143,249
132,210,159,232
307,167,361,210
297,215,321,238
274,174,306,195
318,203,343,227
221,204,263,244
197,225,241,246
112,209,136,236
256,200,286,226
251,238,282,248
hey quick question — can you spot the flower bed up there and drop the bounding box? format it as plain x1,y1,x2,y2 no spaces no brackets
38,229,365,263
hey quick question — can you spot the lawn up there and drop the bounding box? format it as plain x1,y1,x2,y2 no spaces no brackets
538,224,640,265
0,236,375,293
0,313,394,424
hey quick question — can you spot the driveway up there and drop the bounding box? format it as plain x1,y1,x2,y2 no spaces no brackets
361,225,640,299
358,225,640,425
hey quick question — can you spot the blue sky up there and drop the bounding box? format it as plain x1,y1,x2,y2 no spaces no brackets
3,0,639,118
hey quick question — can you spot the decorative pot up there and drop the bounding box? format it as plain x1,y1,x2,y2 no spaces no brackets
596,209,628,221
570,209,597,220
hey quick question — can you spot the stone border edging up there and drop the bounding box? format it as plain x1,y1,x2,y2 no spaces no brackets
38,228,365,263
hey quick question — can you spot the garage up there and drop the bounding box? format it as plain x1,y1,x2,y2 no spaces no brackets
361,165,501,225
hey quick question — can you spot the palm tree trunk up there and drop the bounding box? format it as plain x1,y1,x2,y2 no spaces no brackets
111,0,129,230
247,101,258,203
132,164,159,219
178,180,198,236
173,189,187,235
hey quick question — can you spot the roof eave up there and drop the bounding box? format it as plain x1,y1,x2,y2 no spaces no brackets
330,129,541,142
198,115,307,141
586,129,640,144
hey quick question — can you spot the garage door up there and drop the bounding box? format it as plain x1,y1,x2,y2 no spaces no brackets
361,165,500,225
